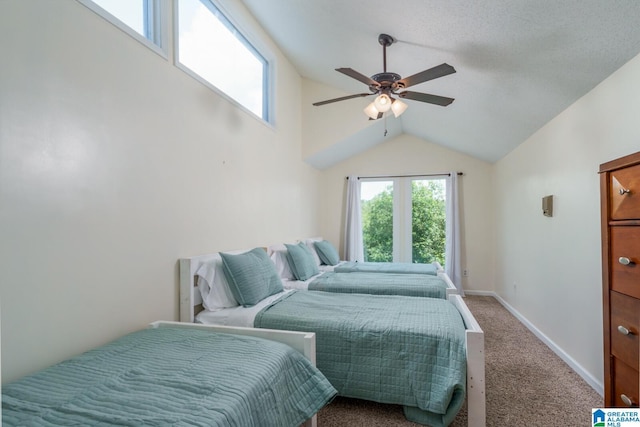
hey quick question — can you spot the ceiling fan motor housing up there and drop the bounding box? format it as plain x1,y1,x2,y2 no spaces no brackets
371,72,402,93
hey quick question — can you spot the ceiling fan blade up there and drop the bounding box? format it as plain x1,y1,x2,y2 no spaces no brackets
336,68,380,87
398,91,455,106
397,63,456,89
312,93,373,106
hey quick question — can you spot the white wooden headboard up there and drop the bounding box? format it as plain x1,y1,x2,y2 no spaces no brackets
150,320,316,365
178,253,220,323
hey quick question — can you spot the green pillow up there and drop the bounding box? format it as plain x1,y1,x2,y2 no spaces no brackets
285,242,320,281
314,240,340,265
220,248,284,307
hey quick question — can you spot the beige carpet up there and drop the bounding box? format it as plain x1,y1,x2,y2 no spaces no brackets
317,295,603,426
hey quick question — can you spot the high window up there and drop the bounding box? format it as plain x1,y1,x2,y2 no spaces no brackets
176,0,270,121
360,177,446,264
79,0,166,56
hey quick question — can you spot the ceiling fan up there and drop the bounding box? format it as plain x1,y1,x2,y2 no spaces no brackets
312,34,456,120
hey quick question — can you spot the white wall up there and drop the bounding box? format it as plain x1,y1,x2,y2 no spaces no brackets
0,0,320,382
318,133,495,293
493,51,640,392
301,79,375,160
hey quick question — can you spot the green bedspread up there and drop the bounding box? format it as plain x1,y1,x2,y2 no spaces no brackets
308,271,448,299
3,326,336,427
254,291,467,427
334,261,438,275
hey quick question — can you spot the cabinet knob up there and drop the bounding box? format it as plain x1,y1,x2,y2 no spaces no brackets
617,325,632,335
619,257,633,266
619,188,632,195
621,394,634,406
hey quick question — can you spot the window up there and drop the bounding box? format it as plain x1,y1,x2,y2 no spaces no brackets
79,0,166,56
176,0,269,121
361,177,446,264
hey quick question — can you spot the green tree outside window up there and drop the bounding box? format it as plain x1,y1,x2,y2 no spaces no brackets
361,180,445,264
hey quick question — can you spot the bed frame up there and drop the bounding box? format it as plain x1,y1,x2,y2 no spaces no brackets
179,254,485,427
151,320,318,427
266,244,458,298
437,270,459,297
448,294,486,427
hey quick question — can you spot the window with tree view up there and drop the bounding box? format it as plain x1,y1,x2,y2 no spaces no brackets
361,178,446,265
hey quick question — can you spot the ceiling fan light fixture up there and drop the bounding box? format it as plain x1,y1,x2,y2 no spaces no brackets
391,98,408,118
374,93,392,112
363,102,380,120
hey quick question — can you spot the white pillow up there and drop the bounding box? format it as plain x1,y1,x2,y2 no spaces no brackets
304,237,323,266
268,244,295,280
196,255,238,311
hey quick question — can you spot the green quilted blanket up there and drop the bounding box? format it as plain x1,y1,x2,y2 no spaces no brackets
3,326,336,427
308,271,447,299
254,291,466,427
334,261,438,275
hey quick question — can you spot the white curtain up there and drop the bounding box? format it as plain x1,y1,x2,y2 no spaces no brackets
343,175,364,261
445,172,464,295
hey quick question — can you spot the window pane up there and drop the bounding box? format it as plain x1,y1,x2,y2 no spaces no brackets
91,0,146,37
411,179,446,265
360,177,447,264
361,181,394,262
178,0,267,119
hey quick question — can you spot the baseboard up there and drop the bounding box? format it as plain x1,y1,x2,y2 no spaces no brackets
463,290,604,397
463,290,495,297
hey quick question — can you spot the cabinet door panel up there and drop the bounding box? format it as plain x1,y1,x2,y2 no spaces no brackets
610,227,640,299
610,291,640,368
612,357,639,407
611,164,640,220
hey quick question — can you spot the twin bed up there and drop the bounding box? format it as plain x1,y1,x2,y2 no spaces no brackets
180,246,486,427
279,270,454,298
2,322,335,427
269,240,457,299
334,260,441,274
299,236,444,276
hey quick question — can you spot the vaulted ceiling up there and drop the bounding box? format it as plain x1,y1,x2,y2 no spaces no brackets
241,0,640,165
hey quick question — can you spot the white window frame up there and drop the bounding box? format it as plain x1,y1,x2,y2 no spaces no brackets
361,176,447,263
173,0,273,124
77,0,169,59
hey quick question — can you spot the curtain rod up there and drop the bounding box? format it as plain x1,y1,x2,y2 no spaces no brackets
347,172,463,179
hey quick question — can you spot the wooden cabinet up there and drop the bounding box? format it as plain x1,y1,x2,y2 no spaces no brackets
600,151,640,408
